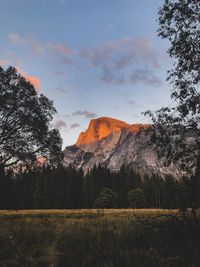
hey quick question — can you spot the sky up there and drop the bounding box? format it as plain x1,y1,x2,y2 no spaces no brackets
0,0,173,148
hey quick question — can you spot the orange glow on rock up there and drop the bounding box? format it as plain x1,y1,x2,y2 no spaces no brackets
76,117,150,146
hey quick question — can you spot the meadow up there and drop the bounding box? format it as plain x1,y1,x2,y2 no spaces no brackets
0,209,199,267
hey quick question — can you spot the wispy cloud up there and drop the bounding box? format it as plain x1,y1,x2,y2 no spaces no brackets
8,33,73,64
127,100,135,106
0,56,20,67
9,33,44,55
55,86,68,94
54,70,66,77
49,42,73,64
0,59,9,65
54,119,66,129
7,33,162,87
80,36,160,85
6,52,21,65
81,37,159,69
101,65,114,83
130,69,162,87
70,123,80,129
72,110,98,119
101,65,125,84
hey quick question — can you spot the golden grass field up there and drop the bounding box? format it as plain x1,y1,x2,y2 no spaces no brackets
0,208,178,219
0,208,199,266
0,208,177,215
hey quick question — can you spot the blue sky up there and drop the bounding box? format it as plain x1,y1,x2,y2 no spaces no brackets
0,0,172,147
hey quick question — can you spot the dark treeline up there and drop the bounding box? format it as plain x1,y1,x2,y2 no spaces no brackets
0,164,188,209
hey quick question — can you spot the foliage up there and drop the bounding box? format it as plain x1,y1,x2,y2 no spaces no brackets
128,188,146,208
93,187,118,208
144,0,200,215
158,0,200,90
145,0,200,172
0,66,62,172
0,164,183,209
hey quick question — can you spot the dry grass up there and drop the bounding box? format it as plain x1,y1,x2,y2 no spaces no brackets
0,208,177,217
0,209,197,267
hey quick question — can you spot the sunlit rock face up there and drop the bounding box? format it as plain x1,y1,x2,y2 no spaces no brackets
76,117,130,152
63,117,179,177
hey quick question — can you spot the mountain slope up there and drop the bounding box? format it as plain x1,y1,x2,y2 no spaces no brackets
63,117,179,177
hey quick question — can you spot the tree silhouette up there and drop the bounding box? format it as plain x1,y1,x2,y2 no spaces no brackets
128,188,146,208
0,66,62,174
145,0,200,218
93,187,118,208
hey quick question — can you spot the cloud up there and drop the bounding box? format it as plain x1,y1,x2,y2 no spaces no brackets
7,52,21,65
127,100,135,106
0,59,9,65
0,53,21,67
130,69,162,87
0,58,19,66
122,91,131,97
80,36,160,85
101,65,125,84
9,33,44,54
8,33,74,64
55,86,68,94
80,37,159,67
70,123,80,129
16,67,41,91
72,110,98,119
49,42,73,64
49,42,72,56
101,65,115,83
54,70,66,77
54,119,66,129
7,33,162,87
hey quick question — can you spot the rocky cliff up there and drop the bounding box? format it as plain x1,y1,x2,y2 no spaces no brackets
63,117,179,177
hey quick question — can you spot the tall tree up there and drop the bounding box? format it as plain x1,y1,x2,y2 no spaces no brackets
0,66,62,174
128,188,147,208
93,187,118,208
145,0,200,216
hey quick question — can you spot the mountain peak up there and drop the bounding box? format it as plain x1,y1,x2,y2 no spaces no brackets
76,117,148,148
64,117,177,177
76,117,130,147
